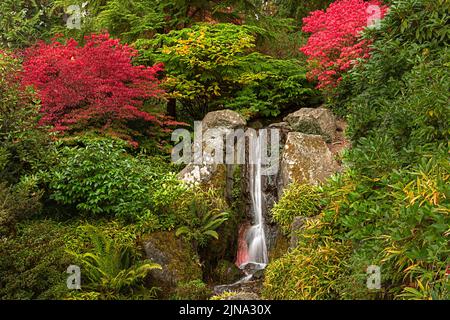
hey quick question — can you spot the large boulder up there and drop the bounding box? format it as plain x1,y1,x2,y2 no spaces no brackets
284,107,336,142
202,110,246,131
280,132,340,190
178,110,246,186
143,232,203,297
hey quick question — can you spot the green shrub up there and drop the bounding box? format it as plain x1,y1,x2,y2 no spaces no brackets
94,0,166,43
318,158,450,300
0,220,73,299
0,178,43,237
0,51,54,185
263,234,351,300
271,183,322,234
302,0,450,300
0,0,56,48
275,0,333,23
44,136,186,222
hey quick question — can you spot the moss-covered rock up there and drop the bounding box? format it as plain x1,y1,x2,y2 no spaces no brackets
142,231,202,297
268,233,289,261
199,165,246,278
284,107,336,142
213,260,243,284
280,132,339,190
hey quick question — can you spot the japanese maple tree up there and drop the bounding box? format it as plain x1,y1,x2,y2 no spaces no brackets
300,0,388,90
22,33,168,145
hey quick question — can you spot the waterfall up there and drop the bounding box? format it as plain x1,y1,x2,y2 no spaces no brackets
238,132,268,270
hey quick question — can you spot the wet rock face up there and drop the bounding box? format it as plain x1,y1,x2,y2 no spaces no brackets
142,232,202,297
280,132,340,190
284,107,336,142
214,260,244,284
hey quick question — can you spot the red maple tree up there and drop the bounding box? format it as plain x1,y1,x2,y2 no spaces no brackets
300,0,388,90
22,34,170,145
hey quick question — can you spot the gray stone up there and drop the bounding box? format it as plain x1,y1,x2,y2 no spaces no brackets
177,163,219,185
280,132,340,190
202,110,246,131
284,107,336,142
178,110,246,186
268,122,292,145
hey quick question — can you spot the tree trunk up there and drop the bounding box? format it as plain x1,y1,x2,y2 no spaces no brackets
167,98,177,119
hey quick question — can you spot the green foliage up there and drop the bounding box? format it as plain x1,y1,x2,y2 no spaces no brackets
48,0,103,43
271,182,322,234
210,291,238,300
49,0,261,44
319,159,449,299
44,136,186,221
175,187,230,247
274,0,333,23
0,52,53,185
224,55,317,118
67,224,161,299
0,52,50,237
172,279,212,300
95,0,166,43
213,260,242,284
0,220,73,299
136,23,317,120
0,178,43,237
0,0,57,48
326,0,450,299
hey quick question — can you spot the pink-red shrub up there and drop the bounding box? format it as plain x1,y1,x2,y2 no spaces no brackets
300,0,388,90
22,34,168,144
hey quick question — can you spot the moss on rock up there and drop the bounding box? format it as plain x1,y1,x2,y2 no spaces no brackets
142,231,202,297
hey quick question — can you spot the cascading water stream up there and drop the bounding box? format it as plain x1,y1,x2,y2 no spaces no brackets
246,133,268,268
236,132,268,273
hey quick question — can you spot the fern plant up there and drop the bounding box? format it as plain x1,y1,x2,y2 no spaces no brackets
67,225,161,299
175,188,229,247
176,211,230,247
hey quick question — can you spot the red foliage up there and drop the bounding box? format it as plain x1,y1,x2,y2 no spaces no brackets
22,34,168,143
300,0,388,90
